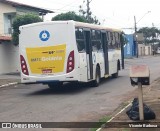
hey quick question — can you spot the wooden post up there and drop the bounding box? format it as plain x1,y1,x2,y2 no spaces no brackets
130,65,150,120
138,82,144,120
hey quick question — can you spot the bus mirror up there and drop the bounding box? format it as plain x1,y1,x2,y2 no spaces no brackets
130,65,150,86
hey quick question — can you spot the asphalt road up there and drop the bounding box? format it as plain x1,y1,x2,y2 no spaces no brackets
0,56,160,126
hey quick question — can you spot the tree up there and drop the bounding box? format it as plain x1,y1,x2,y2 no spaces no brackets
12,14,42,45
79,0,100,24
137,27,160,44
52,11,87,22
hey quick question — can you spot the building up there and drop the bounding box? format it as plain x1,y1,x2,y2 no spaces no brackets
144,45,152,55
138,44,145,56
124,34,153,58
137,44,152,56
124,34,137,58
0,0,53,74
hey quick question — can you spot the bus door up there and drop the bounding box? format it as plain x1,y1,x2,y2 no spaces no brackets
84,30,93,80
102,32,109,75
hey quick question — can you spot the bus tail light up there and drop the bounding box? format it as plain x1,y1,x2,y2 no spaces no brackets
67,50,74,73
20,55,29,75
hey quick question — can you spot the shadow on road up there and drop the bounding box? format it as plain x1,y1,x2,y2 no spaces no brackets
27,82,92,96
26,76,124,96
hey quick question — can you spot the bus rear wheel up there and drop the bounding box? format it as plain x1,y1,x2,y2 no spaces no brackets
112,63,119,78
92,66,100,87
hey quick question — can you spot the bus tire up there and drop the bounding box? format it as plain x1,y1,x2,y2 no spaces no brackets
48,82,63,89
92,66,100,87
112,63,119,78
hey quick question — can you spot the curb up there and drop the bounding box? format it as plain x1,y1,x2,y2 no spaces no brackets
0,82,19,88
96,82,153,131
96,102,132,131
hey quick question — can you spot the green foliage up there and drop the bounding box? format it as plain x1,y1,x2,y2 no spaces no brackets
52,11,87,22
12,14,42,45
98,116,111,122
137,27,160,44
79,4,100,25
90,116,111,131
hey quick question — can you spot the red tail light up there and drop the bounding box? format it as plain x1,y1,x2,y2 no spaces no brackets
20,55,29,75
67,50,74,73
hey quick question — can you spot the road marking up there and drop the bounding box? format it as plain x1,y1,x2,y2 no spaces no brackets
96,102,132,131
0,82,18,88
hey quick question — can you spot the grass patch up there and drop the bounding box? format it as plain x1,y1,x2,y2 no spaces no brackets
111,101,130,116
90,116,111,131
121,101,130,108
99,116,111,122
90,101,131,131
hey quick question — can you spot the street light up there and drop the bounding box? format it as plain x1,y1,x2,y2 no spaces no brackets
134,11,151,58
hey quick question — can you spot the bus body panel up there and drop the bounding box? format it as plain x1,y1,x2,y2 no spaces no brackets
92,51,105,78
108,49,121,75
78,53,88,82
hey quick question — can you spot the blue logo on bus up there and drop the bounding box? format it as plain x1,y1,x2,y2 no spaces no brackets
39,30,50,41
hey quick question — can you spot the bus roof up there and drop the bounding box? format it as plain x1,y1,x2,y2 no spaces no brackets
19,20,122,33
74,21,122,33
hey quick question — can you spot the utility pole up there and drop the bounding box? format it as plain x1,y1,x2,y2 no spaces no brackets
134,16,138,58
134,16,137,32
86,0,89,21
86,0,92,21
152,22,155,55
134,11,151,58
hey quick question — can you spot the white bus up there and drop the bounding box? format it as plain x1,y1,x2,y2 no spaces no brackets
19,20,124,88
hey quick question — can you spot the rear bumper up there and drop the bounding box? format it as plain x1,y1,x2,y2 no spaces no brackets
21,69,80,84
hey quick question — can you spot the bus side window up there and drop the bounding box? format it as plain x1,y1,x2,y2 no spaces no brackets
91,30,97,51
106,31,109,41
108,32,112,49
118,33,121,49
112,32,116,49
115,32,120,49
96,30,102,51
75,28,85,53
92,30,102,51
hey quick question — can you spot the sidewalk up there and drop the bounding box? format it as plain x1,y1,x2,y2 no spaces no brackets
0,73,20,87
100,77,160,131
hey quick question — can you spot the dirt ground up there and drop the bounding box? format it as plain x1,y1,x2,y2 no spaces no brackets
101,77,160,131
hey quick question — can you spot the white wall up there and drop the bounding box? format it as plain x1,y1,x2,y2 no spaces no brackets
0,2,16,35
138,44,145,56
145,45,152,55
138,44,152,56
0,42,20,74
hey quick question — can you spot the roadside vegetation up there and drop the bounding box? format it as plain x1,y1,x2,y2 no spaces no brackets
90,115,111,131
12,14,42,45
137,27,160,46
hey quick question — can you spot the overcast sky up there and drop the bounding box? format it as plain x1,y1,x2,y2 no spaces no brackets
10,0,160,33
